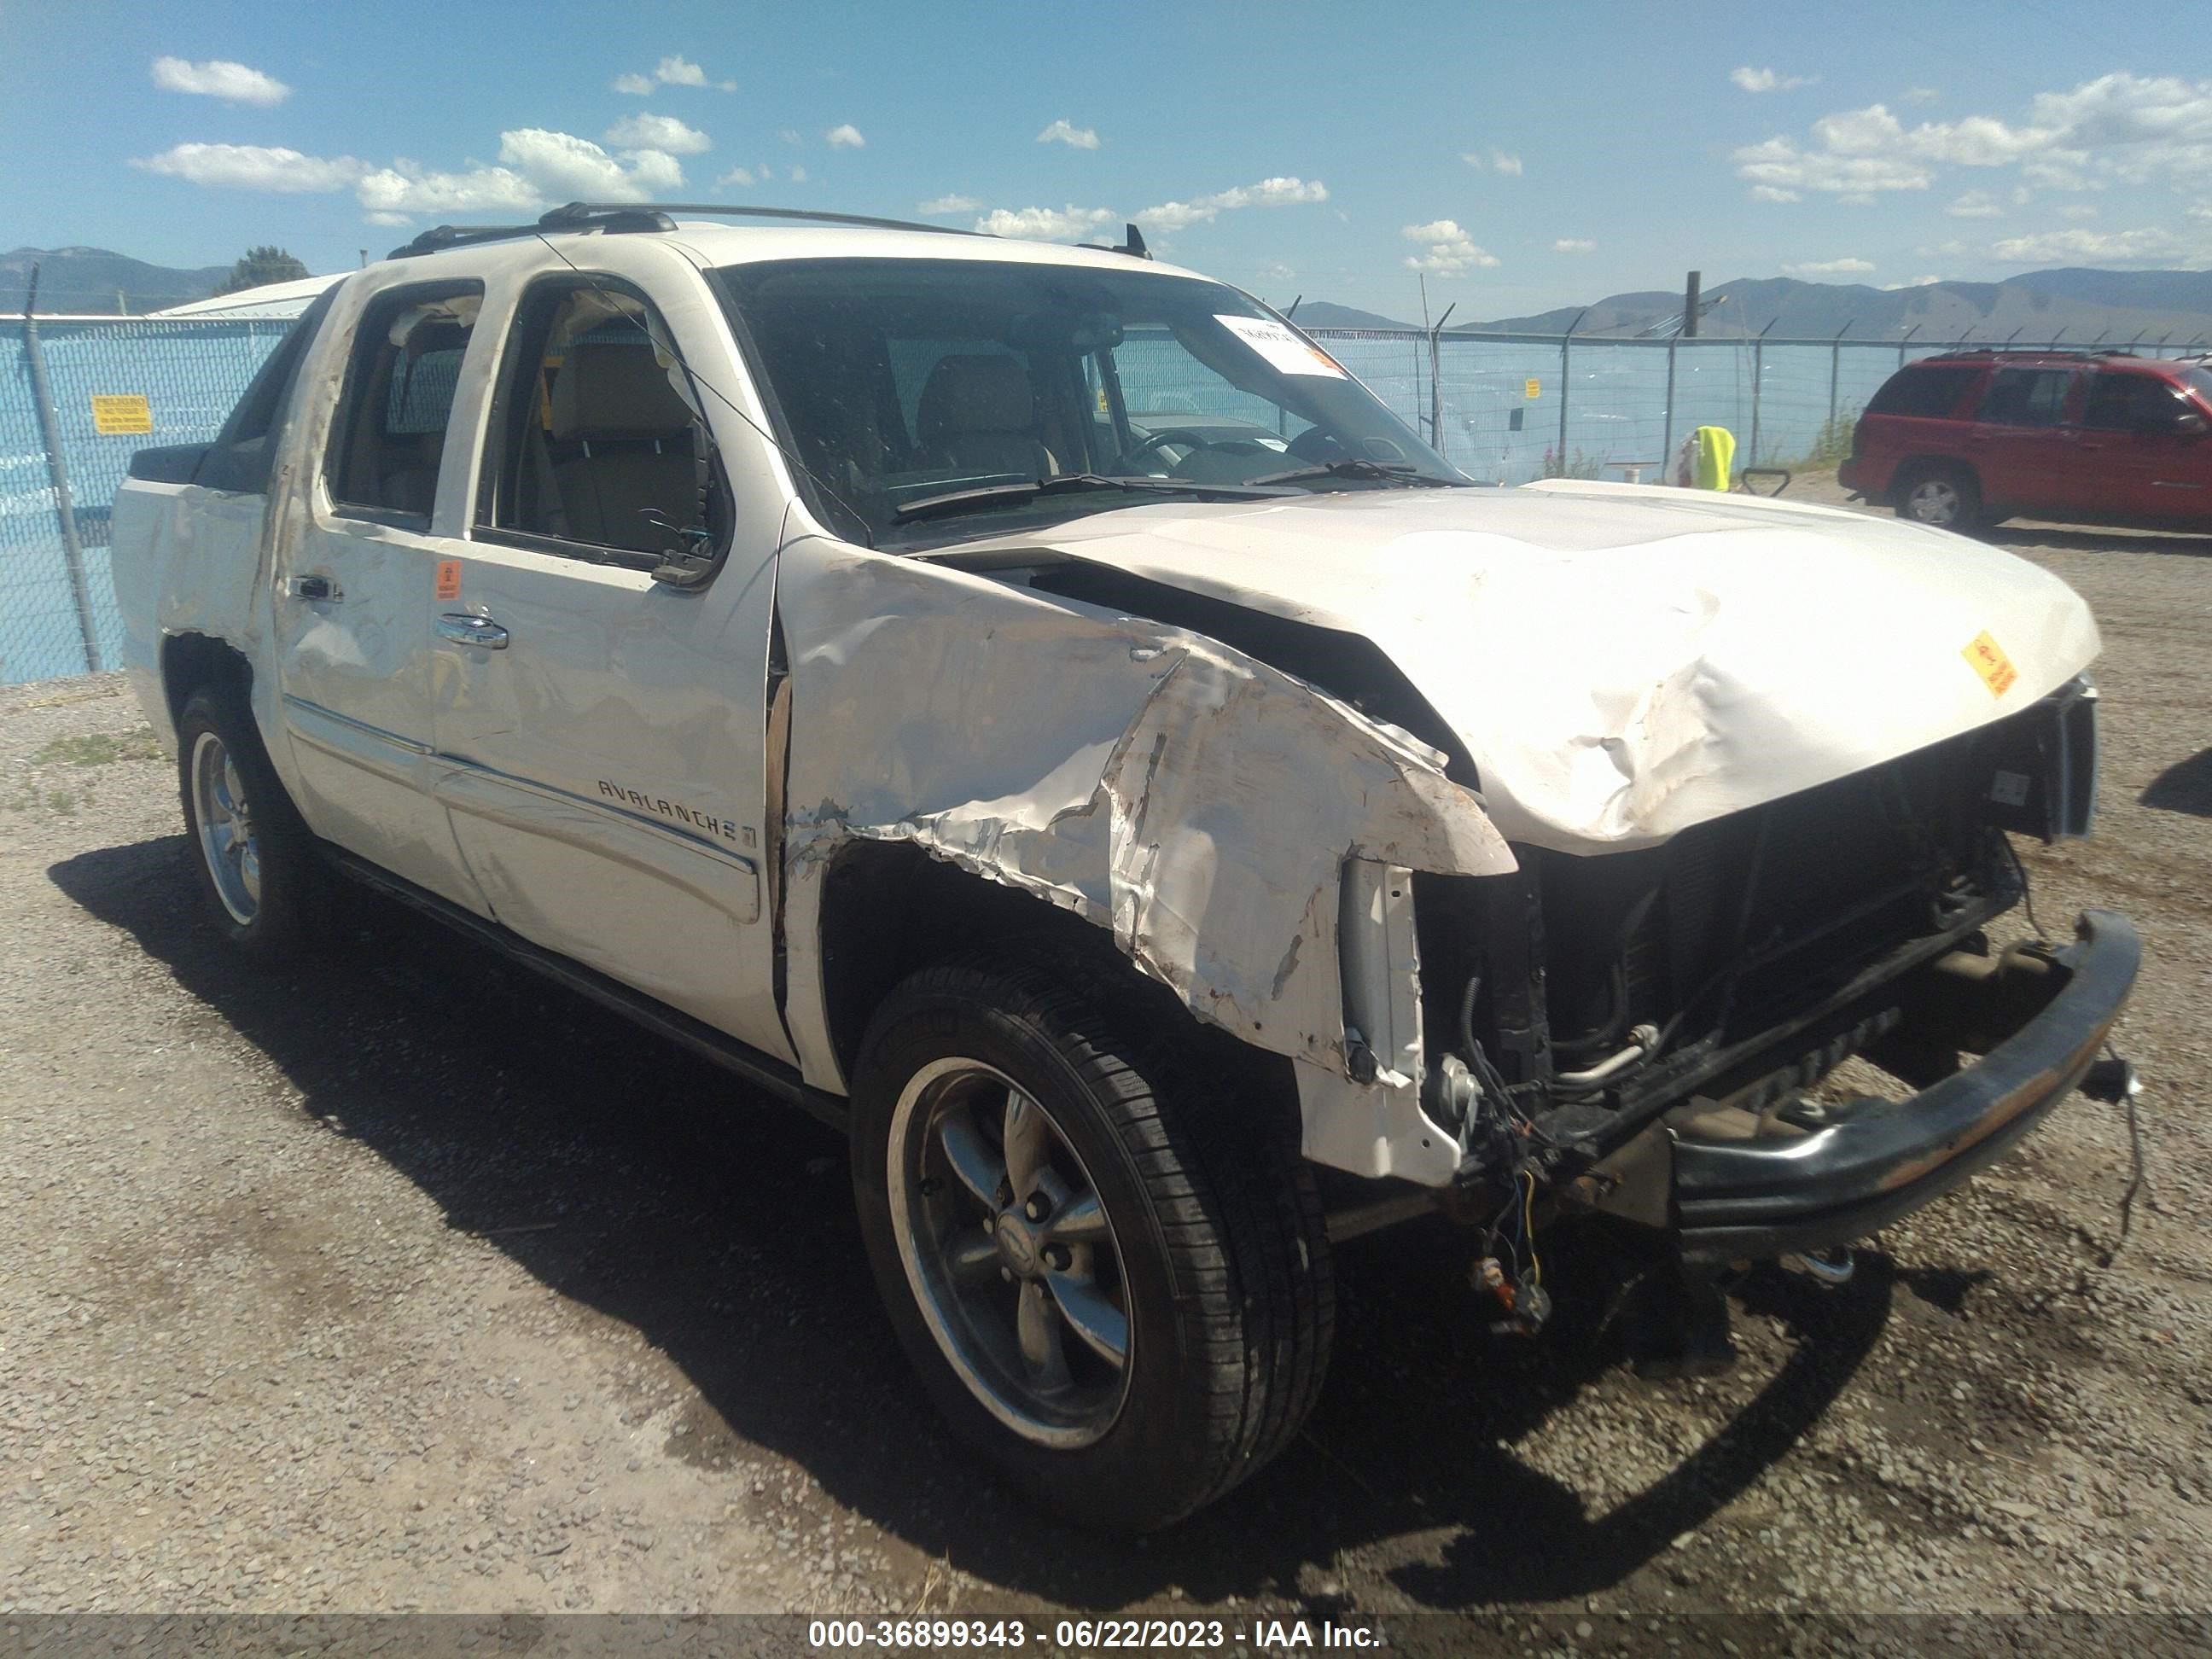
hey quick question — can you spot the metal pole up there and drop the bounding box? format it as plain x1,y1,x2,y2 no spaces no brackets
1749,318,1776,466
1682,271,1702,339
1661,335,1679,482
1558,307,1586,469
1828,320,1854,432
1898,323,1920,370
20,265,103,675
1428,302,1454,458
2048,329,2066,351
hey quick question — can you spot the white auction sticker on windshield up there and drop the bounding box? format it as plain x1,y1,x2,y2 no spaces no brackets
1216,315,1348,378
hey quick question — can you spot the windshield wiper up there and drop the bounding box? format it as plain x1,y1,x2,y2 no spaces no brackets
892,472,1294,523
1246,457,1472,489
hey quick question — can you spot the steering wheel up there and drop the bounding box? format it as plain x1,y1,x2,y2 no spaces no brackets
1116,427,1276,474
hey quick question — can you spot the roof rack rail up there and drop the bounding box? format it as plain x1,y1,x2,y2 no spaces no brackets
387,201,985,261
1920,346,2137,362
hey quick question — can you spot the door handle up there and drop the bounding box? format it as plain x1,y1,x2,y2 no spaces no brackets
437,613,509,649
284,574,341,602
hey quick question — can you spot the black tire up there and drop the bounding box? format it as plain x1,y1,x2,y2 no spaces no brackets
176,682,322,962
1894,463,1983,530
850,952,1333,1532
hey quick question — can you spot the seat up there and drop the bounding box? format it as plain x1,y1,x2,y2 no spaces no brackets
914,354,1054,478
548,341,702,552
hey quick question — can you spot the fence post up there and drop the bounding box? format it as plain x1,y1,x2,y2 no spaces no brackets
1557,307,1586,469
20,266,103,675
1898,323,1920,370
1828,321,1853,435
1660,335,1678,482
1749,318,1775,466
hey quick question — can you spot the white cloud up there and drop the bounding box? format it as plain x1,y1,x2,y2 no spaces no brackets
1036,119,1100,150
1552,237,1597,253
975,205,1119,240
613,55,733,95
1259,262,1295,282
790,164,807,183
134,143,364,193
604,114,710,154
1989,225,2194,264
364,210,411,228
1401,219,1498,276
2058,201,2100,219
354,129,683,217
718,166,754,189
1947,190,2003,218
1749,183,1802,203
151,56,289,107
918,193,981,214
1783,257,1876,276
1903,86,1940,104
1733,133,1933,196
1460,149,1524,174
825,124,864,148
1732,66,1816,93
1136,176,1328,231
777,128,801,145
1882,274,1945,288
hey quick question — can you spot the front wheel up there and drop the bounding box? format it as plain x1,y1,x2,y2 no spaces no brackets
850,954,1332,1531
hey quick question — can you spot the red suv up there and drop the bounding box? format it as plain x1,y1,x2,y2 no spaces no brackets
1841,351,2212,532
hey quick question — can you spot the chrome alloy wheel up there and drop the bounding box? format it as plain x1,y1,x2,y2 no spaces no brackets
1905,474,1964,525
886,1058,1133,1447
190,729,261,925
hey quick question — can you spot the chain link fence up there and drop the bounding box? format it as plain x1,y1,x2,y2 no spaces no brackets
5,311,2207,685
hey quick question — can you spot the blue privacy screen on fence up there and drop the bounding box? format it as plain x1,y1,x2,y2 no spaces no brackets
7,311,2198,685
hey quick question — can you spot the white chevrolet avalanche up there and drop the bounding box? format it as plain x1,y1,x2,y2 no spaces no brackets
112,203,2139,1531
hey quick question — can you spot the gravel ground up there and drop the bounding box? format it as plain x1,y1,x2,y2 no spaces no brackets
3,489,2208,1641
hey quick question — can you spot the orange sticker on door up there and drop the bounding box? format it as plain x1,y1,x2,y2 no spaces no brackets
435,560,462,602
1962,630,2017,696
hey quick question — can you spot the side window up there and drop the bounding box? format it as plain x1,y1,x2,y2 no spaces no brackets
194,285,338,494
1976,368,2072,428
1866,365,1976,418
325,283,482,524
477,281,724,574
2082,372,2190,431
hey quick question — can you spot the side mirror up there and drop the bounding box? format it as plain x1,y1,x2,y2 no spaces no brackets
2176,410,2209,436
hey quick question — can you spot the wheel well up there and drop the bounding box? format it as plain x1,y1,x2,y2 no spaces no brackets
816,838,1192,1082
160,633,252,726
1893,456,1977,503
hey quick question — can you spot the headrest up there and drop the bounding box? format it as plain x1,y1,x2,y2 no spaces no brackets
917,354,1034,439
550,341,696,442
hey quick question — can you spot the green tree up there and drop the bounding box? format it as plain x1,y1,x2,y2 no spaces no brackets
212,246,311,296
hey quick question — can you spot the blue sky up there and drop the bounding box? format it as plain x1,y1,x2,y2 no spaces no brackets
3,0,2208,317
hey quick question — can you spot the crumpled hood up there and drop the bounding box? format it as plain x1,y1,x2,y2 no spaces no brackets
947,478,2102,853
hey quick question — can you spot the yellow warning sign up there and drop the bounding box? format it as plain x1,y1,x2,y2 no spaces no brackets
435,560,463,602
1524,378,1542,399
90,394,152,435
1963,631,2017,697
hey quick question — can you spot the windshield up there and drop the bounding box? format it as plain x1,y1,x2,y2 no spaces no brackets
714,257,1462,544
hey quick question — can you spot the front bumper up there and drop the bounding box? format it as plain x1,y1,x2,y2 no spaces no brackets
1670,909,2139,1262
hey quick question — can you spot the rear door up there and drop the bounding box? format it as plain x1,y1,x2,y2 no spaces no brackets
2075,369,2212,522
1966,365,2080,517
428,257,794,1062
271,278,487,911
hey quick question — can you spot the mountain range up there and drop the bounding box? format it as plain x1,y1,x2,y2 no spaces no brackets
3,247,234,314
1298,268,2212,343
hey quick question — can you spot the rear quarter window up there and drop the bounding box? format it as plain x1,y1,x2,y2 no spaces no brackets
1866,366,1978,418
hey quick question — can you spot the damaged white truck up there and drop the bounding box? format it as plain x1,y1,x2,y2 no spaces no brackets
114,205,2139,1531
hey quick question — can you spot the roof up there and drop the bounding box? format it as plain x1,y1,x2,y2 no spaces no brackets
149,272,346,318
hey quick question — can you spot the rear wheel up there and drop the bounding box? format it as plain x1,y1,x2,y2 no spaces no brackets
850,953,1332,1531
176,684,320,961
1895,464,1982,529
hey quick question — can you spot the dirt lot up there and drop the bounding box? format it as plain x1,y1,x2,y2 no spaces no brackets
3,489,2209,1639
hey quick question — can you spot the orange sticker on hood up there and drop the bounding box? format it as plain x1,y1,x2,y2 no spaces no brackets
1963,631,2017,697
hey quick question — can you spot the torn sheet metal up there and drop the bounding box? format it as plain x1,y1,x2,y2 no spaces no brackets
941,480,2104,854
774,537,1515,1185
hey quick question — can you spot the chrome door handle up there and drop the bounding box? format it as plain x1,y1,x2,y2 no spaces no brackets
436,613,509,649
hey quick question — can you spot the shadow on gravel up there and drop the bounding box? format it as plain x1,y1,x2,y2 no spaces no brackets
1984,524,2212,560
2141,748,2212,818
52,836,1890,1613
